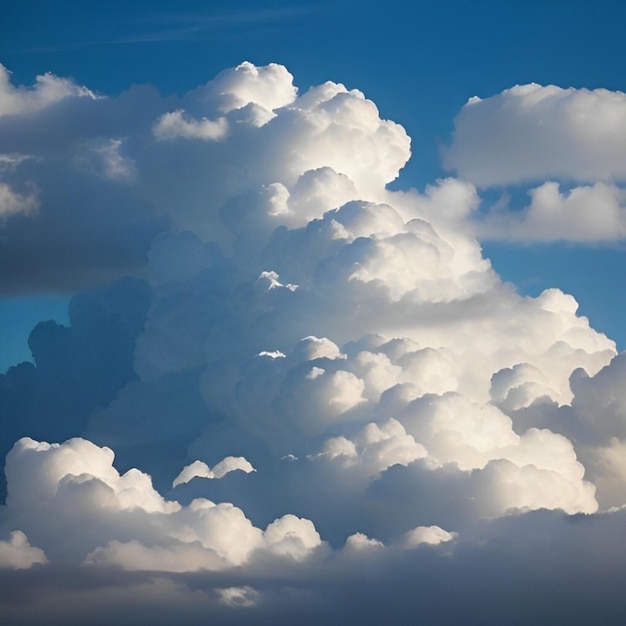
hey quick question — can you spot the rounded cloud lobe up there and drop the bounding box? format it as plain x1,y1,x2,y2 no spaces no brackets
445,83,626,186
444,83,626,242
2,62,626,624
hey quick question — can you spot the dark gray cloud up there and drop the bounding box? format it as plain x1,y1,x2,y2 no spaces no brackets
0,277,151,499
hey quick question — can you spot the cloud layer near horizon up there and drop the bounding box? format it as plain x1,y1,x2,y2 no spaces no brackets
3,62,626,624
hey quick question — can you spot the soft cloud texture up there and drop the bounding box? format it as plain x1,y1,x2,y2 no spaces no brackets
443,83,626,242
445,83,626,186
0,531,47,569
3,62,626,624
474,181,626,243
0,64,97,116
172,456,256,487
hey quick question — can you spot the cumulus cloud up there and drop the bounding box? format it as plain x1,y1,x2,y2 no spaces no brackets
0,276,151,501
441,83,626,243
172,456,255,487
402,525,457,548
475,181,626,243
3,61,626,624
2,436,323,572
444,83,626,186
153,110,228,141
0,69,164,292
0,531,47,569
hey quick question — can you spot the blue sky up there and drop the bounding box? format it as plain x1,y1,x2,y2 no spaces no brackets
2,0,626,371
3,3,626,623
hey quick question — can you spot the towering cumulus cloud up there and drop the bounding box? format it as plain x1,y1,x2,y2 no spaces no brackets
2,62,626,624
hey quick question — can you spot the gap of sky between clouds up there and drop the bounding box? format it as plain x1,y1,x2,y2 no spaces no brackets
1,0,626,366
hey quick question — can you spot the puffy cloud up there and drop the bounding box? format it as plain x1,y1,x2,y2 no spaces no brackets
136,72,411,247
2,436,327,573
4,61,626,624
444,83,626,186
0,531,47,569
342,531,385,552
0,277,151,495
316,418,427,478
442,83,626,243
490,362,560,412
0,64,97,117
264,514,322,561
477,181,626,243
153,110,228,141
198,61,298,115
0,182,38,220
172,456,256,487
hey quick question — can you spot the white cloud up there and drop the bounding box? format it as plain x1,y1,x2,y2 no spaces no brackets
172,456,255,487
2,436,326,572
0,64,97,117
477,181,626,242
264,514,322,561
342,532,384,552
0,531,47,569
402,525,457,548
316,418,427,478
444,83,626,186
4,60,626,624
153,110,228,141
199,61,298,115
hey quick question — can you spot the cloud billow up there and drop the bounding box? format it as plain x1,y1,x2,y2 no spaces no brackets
443,83,626,242
2,62,626,624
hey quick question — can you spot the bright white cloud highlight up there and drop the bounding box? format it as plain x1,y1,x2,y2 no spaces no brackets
402,525,457,548
0,531,47,569
172,456,256,487
0,64,96,116
477,181,626,242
